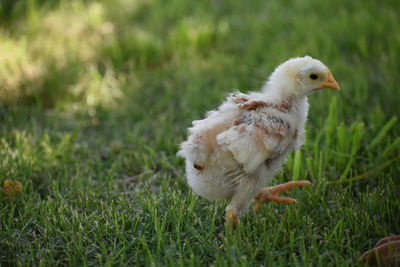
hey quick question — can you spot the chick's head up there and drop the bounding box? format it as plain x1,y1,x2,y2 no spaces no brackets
266,56,340,98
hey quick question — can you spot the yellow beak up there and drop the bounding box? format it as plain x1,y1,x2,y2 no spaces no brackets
318,71,340,91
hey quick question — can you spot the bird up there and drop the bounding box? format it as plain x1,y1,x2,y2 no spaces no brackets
177,56,340,226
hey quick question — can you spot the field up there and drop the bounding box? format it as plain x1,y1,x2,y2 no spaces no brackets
1,0,400,266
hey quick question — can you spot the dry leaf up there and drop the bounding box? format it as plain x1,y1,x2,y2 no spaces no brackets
2,179,23,198
360,236,400,266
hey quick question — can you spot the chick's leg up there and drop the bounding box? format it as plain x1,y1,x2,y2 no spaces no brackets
254,181,310,212
225,175,258,227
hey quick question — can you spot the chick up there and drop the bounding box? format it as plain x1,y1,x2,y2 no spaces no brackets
178,56,340,225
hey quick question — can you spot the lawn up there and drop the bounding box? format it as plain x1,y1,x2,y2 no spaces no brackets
1,0,399,266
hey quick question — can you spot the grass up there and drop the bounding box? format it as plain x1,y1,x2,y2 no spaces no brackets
1,0,399,265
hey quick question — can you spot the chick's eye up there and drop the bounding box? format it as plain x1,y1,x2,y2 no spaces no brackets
309,74,318,80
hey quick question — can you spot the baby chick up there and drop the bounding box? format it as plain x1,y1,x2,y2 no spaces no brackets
178,56,340,225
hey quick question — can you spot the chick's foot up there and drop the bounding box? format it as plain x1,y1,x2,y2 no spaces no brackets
225,210,238,228
254,181,310,212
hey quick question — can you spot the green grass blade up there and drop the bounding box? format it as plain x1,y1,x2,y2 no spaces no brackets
368,116,398,150
292,149,302,181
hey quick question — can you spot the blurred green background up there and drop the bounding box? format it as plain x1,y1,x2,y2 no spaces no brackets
1,0,399,266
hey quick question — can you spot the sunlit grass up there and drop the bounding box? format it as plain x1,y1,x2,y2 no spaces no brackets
0,0,116,106
1,0,399,266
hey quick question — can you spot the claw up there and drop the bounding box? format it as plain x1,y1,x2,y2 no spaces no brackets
254,180,310,212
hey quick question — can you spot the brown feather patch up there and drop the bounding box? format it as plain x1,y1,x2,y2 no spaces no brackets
200,122,231,153
237,100,292,113
231,96,249,104
238,100,268,111
293,129,298,140
239,125,247,133
254,123,283,140
252,127,266,145
233,118,242,126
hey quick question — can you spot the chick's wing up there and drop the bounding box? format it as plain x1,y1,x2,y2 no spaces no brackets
216,105,295,174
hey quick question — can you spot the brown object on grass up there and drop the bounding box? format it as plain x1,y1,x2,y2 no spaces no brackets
3,179,23,198
360,235,400,266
